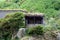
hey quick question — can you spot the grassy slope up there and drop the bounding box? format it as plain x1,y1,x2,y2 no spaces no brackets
0,0,60,18
20,0,60,18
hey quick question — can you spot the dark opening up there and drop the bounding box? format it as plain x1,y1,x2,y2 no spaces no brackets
35,16,43,24
25,16,43,24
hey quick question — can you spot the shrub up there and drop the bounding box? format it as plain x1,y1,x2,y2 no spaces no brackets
55,19,60,30
0,12,25,40
26,26,44,35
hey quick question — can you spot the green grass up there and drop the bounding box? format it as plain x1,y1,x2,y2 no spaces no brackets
0,0,60,18
0,0,5,2
20,0,60,18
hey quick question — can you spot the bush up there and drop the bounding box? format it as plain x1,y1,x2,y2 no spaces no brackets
26,26,44,35
0,12,25,40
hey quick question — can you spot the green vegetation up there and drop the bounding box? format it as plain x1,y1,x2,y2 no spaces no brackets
0,12,25,40
0,0,25,9
0,0,60,18
20,0,60,18
0,0,60,40
26,26,44,35
0,12,60,40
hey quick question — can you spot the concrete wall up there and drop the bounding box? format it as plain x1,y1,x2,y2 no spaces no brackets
0,10,27,18
26,24,42,28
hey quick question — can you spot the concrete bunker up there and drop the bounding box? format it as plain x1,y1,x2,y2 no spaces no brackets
25,13,44,27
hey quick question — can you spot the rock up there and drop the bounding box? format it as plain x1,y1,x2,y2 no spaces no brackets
57,33,60,40
16,28,26,39
11,28,26,40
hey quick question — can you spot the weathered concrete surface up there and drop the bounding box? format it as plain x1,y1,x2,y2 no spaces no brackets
0,10,27,18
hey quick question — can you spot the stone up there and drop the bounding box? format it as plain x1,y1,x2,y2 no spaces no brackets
57,33,60,40
16,28,26,39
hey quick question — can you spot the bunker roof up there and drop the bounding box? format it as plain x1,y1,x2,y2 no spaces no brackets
24,13,44,17
0,9,44,17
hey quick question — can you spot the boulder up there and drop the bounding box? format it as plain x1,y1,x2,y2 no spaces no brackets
16,28,26,39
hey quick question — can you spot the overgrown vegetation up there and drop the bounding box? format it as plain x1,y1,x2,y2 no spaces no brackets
0,12,25,40
26,26,44,35
0,0,60,19
20,0,60,18
0,0,25,9
0,12,60,40
0,0,60,40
